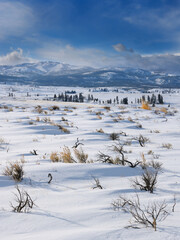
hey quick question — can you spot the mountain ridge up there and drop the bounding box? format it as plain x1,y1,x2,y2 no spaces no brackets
0,61,179,88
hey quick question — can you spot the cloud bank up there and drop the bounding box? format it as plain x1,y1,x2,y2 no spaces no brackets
0,44,180,75
0,49,35,65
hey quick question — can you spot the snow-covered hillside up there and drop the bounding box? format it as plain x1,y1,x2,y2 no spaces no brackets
0,61,180,88
0,84,180,240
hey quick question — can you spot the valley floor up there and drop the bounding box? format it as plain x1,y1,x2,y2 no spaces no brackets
0,85,180,239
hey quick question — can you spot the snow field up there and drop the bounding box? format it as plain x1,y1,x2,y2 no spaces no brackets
0,85,180,239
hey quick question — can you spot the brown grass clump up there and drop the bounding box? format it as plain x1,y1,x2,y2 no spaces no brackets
3,162,24,182
42,117,51,123
97,115,102,120
128,116,134,122
103,106,111,111
141,101,151,110
160,107,167,114
162,143,172,149
64,108,73,112
50,152,60,162
96,128,104,133
57,124,70,133
34,105,43,113
36,116,40,122
140,153,147,169
61,116,68,121
8,107,13,112
60,146,74,163
49,105,60,111
113,118,118,122
96,111,104,115
74,147,88,163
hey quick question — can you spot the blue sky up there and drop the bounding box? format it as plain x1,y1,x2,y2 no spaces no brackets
0,0,180,73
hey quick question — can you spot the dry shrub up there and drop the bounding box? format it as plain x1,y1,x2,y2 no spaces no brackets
97,115,102,120
61,116,68,121
33,138,38,142
109,132,119,140
97,152,114,164
74,147,88,163
8,107,13,112
113,118,118,122
160,107,167,114
50,152,60,162
92,176,103,189
42,117,51,123
118,106,126,110
96,128,104,133
34,105,43,113
103,106,111,111
147,150,154,155
96,111,104,115
148,160,163,171
49,105,60,111
128,116,134,122
117,115,124,120
142,101,151,110
60,146,74,163
64,108,73,112
136,122,142,128
124,140,131,146
57,124,70,133
3,105,9,109
11,186,35,213
162,143,172,149
0,137,5,144
3,162,24,182
133,170,158,193
136,134,149,147
154,130,160,133
61,127,70,133
140,152,147,169
112,195,169,231
36,116,40,122
20,155,26,164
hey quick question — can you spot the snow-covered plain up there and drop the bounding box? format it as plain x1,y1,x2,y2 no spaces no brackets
0,84,180,240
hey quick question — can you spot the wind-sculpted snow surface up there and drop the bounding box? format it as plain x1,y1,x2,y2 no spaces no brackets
0,84,180,240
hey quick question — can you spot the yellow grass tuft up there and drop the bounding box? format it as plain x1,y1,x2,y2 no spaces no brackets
60,146,74,163
74,147,88,163
50,152,60,162
141,101,151,110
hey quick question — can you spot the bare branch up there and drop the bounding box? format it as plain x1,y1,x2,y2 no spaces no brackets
72,138,84,149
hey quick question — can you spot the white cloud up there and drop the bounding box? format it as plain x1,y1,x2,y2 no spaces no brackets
0,1,35,39
36,42,106,67
0,49,35,65
35,41,180,74
1,44,180,75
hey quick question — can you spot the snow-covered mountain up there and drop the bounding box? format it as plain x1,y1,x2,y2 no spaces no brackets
0,61,90,77
0,61,179,88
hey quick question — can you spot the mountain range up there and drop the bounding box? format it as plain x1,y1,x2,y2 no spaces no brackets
0,61,179,88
